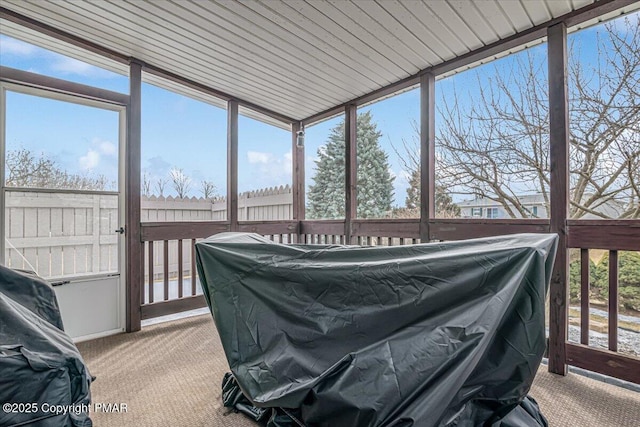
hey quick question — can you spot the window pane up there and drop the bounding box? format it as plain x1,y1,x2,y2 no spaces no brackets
238,114,292,221
5,91,119,191
306,116,345,220
357,88,420,219
436,42,548,219
568,12,640,219
141,78,227,222
0,34,128,93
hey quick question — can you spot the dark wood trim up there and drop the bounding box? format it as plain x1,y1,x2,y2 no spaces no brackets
144,65,295,125
428,219,550,241
147,241,154,304
163,240,169,301
228,100,239,232
299,220,345,236
351,219,420,239
420,72,436,241
177,239,183,299
566,343,640,384
547,22,570,376
140,295,208,321
237,221,298,235
0,7,129,65
608,250,619,352
140,222,229,241
580,248,590,345
292,122,305,223
567,221,640,251
345,105,357,244
0,66,128,106
125,60,143,333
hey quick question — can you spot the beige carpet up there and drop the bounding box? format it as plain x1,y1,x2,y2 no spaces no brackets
77,314,640,427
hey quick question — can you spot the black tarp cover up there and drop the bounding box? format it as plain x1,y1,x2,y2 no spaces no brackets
0,266,92,427
196,233,558,427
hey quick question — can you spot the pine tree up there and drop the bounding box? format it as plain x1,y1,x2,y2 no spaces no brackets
405,169,461,218
307,111,394,219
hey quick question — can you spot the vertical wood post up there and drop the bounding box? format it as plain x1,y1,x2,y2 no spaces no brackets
227,100,239,231
126,59,143,332
344,104,357,244
420,72,436,242
292,122,305,241
547,22,569,376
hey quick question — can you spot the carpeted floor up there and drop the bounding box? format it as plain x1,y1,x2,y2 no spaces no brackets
76,314,640,427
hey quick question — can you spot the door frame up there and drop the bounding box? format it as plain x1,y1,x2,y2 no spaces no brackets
0,70,129,339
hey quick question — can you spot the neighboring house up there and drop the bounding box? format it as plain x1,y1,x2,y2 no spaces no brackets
458,194,625,219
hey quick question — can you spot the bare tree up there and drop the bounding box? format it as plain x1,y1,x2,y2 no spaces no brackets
5,148,112,190
169,168,191,198
142,171,151,197
155,177,168,197
404,16,639,219
200,180,217,200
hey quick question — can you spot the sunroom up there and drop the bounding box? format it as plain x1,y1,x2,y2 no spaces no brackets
0,1,639,426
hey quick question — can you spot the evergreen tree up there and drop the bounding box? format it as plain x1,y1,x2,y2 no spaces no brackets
307,111,394,219
405,169,461,218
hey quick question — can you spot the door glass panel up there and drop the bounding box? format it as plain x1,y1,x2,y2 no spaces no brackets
3,90,120,280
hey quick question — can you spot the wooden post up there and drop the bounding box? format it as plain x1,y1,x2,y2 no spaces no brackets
547,22,569,376
227,100,239,231
126,59,143,332
344,104,357,244
420,72,436,242
292,122,305,241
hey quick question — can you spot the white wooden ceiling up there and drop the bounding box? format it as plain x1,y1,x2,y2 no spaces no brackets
0,0,636,125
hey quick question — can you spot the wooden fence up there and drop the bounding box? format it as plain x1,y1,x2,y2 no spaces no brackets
4,186,292,280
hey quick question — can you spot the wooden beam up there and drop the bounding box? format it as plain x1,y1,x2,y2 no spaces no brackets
140,295,208,320
428,219,550,241
580,248,590,345
126,60,143,332
237,221,298,235
420,72,436,241
0,66,128,106
292,122,305,225
228,100,239,232
567,220,640,251
566,343,640,384
140,222,229,241
344,105,357,244
299,220,345,236
608,250,619,352
547,22,570,376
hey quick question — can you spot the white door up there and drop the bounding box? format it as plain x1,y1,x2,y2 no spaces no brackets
1,83,126,342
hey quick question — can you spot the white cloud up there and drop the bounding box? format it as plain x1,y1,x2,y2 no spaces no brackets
247,151,271,164
50,56,99,76
0,37,38,56
79,149,100,170
97,140,117,156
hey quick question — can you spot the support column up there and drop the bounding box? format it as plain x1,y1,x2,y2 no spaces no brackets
420,72,436,242
126,59,143,332
227,100,239,231
547,22,570,376
292,122,305,241
344,104,357,244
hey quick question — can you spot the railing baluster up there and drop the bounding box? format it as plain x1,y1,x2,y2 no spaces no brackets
608,250,618,352
191,239,197,296
580,248,590,345
163,240,169,301
178,239,183,299
141,242,146,303
148,241,154,304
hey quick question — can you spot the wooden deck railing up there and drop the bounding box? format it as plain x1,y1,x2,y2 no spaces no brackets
138,218,639,384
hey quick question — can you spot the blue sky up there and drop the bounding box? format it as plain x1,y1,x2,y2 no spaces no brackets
1,11,636,206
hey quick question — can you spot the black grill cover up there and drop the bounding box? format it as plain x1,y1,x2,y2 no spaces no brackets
196,233,557,427
0,266,92,427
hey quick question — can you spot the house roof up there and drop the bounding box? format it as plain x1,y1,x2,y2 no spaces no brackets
1,0,638,128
